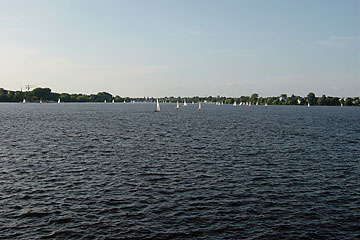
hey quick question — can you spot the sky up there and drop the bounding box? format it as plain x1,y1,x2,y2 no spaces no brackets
0,0,359,97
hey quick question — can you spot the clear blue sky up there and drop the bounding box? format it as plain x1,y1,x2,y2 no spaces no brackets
0,0,359,97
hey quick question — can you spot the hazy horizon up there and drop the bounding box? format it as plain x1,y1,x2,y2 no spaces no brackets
0,0,359,97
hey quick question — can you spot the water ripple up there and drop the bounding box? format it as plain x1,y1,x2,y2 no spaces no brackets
0,103,359,239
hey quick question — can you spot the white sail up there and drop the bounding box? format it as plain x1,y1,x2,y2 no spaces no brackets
155,98,160,112
198,101,201,110
265,103,268,106
123,100,126,103
256,102,259,106
184,99,187,106
233,101,236,107
40,99,42,104
341,103,343,107
308,102,310,107
249,102,251,107
192,101,195,105
176,101,179,109
23,99,26,104
104,100,107,103
112,99,115,103
58,98,61,104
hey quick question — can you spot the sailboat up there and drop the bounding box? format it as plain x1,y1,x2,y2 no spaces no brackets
256,102,259,106
123,100,126,103
341,103,343,107
308,102,310,107
249,102,251,107
154,99,160,112
58,98,61,104
112,99,115,103
233,101,236,107
176,101,179,109
23,99,26,104
184,99,187,106
192,101,195,105
104,100,107,103
265,103,268,107
40,99,42,104
198,101,201,110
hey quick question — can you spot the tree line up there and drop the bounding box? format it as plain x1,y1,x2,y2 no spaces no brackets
0,87,359,106
0,87,126,103
160,93,359,106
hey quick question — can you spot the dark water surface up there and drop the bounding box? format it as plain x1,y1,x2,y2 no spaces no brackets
0,103,359,239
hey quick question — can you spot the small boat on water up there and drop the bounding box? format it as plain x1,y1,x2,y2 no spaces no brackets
112,99,115,103
308,102,310,107
233,101,236,107
198,102,201,110
265,103,268,107
104,100,107,103
23,99,26,104
184,99,187,106
192,101,195,105
40,99,42,104
58,98,61,104
154,99,160,112
176,101,179,109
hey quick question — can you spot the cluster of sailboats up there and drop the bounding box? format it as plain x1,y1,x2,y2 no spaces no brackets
151,98,289,112
151,99,319,112
22,97,325,109
154,99,201,112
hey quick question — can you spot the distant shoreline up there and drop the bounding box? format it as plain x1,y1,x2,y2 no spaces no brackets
0,87,359,106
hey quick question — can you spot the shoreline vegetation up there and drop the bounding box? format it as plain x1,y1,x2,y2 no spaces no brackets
0,87,359,106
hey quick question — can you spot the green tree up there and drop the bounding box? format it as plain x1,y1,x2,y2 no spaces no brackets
318,94,326,105
307,92,316,105
345,98,353,106
32,88,52,100
250,93,258,104
59,93,71,102
0,88,8,102
14,91,24,102
96,92,113,102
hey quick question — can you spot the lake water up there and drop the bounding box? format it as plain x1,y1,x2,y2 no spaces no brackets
0,103,359,239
